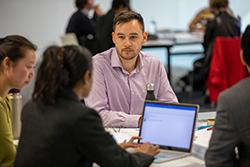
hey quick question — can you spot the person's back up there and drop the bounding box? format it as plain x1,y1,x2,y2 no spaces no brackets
15,45,159,167
203,10,241,53
205,25,250,167
205,78,250,167
15,91,93,166
179,0,241,93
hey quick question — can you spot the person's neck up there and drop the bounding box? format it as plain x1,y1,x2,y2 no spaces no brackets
82,8,90,15
120,56,139,74
0,77,10,97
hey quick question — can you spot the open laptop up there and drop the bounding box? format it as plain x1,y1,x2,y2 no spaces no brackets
138,101,199,163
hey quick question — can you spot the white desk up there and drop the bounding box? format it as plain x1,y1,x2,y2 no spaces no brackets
106,111,215,166
107,127,212,167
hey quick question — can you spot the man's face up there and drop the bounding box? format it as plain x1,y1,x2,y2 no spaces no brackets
112,20,147,61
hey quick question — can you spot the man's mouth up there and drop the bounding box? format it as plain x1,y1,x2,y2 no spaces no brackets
123,49,133,52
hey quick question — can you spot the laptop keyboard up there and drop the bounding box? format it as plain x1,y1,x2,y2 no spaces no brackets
154,151,190,163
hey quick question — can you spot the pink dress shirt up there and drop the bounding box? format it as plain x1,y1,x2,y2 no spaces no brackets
85,48,178,127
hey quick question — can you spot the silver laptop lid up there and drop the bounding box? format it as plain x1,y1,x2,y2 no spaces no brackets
139,101,199,152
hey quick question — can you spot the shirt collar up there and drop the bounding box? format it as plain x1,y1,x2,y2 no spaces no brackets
110,48,144,73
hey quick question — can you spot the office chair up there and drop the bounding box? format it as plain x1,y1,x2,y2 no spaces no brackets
207,37,249,103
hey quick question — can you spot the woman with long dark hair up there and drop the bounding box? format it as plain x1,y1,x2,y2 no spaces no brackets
15,45,159,167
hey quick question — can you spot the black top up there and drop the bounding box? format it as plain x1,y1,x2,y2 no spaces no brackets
15,90,154,167
66,10,96,44
203,11,241,54
200,11,241,78
95,10,116,52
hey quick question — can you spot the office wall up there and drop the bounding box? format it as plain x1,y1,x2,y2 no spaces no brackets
132,0,249,30
0,0,249,52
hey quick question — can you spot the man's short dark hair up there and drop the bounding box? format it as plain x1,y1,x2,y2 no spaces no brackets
113,11,145,32
241,25,250,67
75,0,87,10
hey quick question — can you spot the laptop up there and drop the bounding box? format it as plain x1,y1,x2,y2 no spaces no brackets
138,101,199,163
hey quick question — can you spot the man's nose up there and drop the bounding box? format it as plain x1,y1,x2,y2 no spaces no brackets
124,38,132,47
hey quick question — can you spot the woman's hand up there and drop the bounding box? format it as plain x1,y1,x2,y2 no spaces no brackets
136,142,160,156
119,136,141,149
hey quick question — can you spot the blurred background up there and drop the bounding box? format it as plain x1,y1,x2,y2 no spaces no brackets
0,0,248,52
0,0,249,109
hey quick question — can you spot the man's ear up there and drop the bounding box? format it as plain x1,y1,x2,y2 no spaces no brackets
240,49,247,66
142,32,148,44
112,32,116,44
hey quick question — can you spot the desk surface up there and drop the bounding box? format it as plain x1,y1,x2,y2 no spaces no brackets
106,111,214,166
143,39,174,48
144,31,203,47
107,127,212,167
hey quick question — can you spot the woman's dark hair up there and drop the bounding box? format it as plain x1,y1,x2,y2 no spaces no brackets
111,0,130,11
241,25,250,67
75,0,87,10
113,11,145,32
32,45,92,104
210,0,229,9
0,35,37,64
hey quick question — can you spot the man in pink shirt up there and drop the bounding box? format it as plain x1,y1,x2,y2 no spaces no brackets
85,11,178,128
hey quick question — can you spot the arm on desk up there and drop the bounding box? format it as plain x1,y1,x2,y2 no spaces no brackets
120,136,141,149
85,95,141,128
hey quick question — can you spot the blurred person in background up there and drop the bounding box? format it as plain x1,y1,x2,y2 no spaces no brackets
95,0,131,52
180,0,240,94
66,0,103,54
189,2,214,32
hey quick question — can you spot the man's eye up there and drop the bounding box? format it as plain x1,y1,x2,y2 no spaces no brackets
118,36,125,39
130,36,138,40
26,65,35,69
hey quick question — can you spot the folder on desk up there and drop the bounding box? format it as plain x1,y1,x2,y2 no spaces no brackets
138,101,199,163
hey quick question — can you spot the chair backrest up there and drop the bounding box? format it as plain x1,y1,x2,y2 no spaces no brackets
60,33,79,46
207,37,249,103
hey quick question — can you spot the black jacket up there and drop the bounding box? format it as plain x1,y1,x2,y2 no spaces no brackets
96,10,116,52
15,90,154,167
203,11,241,54
66,10,99,54
66,10,96,44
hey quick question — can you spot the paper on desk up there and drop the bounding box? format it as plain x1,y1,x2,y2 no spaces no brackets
106,128,139,143
194,129,212,148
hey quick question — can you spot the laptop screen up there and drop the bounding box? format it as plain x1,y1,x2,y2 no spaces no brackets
139,101,198,152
